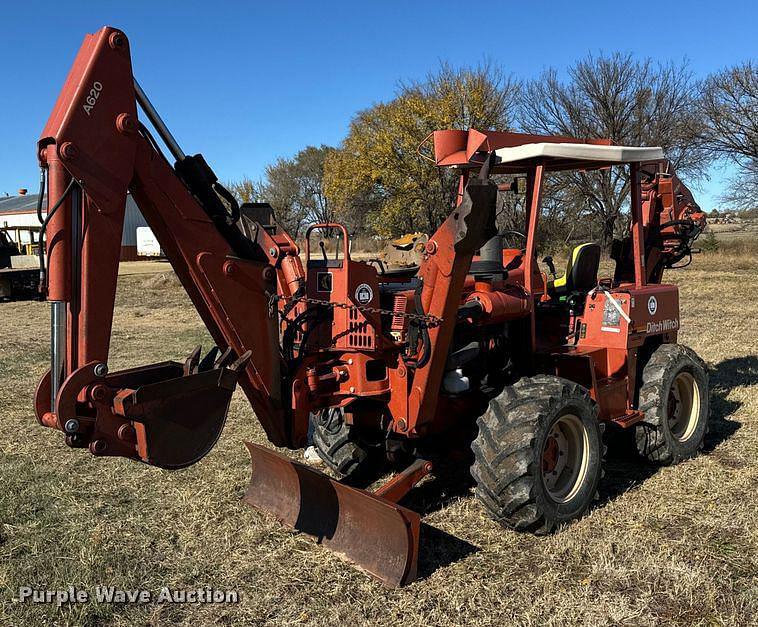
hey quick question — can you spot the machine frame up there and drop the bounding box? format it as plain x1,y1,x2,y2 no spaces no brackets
31,27,707,586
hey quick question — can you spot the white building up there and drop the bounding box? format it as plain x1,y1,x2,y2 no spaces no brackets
0,191,149,261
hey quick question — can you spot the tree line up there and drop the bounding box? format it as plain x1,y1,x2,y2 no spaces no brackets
228,55,757,249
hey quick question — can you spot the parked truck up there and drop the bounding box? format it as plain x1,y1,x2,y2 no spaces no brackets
0,225,42,299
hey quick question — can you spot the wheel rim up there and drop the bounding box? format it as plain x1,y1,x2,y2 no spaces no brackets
541,413,590,503
667,371,700,441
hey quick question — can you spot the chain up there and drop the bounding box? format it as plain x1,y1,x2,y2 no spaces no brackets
269,293,443,327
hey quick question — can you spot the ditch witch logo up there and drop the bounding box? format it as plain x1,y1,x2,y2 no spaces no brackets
646,318,679,334
643,296,679,335
14,586,240,608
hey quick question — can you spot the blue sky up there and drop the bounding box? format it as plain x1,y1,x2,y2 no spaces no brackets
1,0,755,209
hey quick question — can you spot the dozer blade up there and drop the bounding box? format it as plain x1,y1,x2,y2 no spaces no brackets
243,442,421,587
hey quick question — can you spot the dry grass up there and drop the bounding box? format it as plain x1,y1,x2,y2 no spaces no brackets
1,254,757,626
706,220,758,253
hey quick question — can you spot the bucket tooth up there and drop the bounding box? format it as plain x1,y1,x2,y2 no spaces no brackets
214,347,235,369
229,349,252,373
184,345,203,375
243,442,420,587
197,346,220,372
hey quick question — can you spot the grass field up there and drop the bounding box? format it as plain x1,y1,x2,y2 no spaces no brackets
1,252,757,626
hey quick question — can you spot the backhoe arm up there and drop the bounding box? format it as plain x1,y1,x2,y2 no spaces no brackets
641,161,707,281
35,27,305,467
614,160,707,284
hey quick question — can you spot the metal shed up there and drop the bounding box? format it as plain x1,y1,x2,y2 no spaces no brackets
0,192,148,261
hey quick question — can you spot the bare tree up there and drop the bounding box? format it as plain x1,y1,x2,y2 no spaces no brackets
262,157,309,237
700,62,758,208
519,53,706,246
291,145,336,226
407,61,520,131
229,145,335,238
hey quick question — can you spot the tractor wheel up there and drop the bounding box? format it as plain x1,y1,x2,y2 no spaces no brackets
311,407,376,479
635,344,709,464
471,375,604,534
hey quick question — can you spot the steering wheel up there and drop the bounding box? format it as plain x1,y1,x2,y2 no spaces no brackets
500,230,526,249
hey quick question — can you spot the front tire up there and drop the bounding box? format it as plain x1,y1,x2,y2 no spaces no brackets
635,344,709,464
471,376,604,534
311,407,376,479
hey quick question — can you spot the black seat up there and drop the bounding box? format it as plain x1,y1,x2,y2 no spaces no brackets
551,243,601,295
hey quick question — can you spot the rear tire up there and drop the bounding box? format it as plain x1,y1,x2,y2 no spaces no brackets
471,376,603,534
635,344,709,464
311,407,376,479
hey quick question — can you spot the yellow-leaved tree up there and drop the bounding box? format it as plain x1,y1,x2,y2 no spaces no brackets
324,63,519,237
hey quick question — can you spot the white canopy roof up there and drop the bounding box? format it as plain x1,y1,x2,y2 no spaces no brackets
494,142,664,165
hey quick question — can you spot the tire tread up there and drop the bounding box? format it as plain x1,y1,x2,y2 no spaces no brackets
472,375,601,534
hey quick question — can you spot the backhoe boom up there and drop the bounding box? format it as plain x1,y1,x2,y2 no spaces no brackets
35,26,297,456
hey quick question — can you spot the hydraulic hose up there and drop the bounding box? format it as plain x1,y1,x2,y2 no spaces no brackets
37,174,78,295
407,282,431,369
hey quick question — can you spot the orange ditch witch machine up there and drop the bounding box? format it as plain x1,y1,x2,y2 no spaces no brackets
34,27,709,586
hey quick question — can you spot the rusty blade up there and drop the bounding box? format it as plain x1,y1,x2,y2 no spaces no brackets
243,442,420,587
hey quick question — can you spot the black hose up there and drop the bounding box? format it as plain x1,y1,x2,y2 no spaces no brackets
282,307,321,362
138,121,169,163
416,320,432,369
35,168,46,224
407,282,431,369
139,121,241,226
414,323,432,369
35,168,46,295
212,182,241,225
37,175,77,294
655,218,704,269
296,315,329,361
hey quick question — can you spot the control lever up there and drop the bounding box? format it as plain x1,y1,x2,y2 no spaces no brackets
542,256,557,278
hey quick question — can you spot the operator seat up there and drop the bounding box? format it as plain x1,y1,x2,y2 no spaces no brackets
550,243,601,296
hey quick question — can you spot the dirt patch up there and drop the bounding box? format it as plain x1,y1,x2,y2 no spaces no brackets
142,271,182,290
711,450,748,470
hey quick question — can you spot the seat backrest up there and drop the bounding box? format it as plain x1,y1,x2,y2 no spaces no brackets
565,242,601,292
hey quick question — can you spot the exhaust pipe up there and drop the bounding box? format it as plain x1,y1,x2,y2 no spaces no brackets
471,234,505,278
479,234,503,264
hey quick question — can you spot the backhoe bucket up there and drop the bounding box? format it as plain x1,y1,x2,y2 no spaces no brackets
243,442,421,587
35,347,252,470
